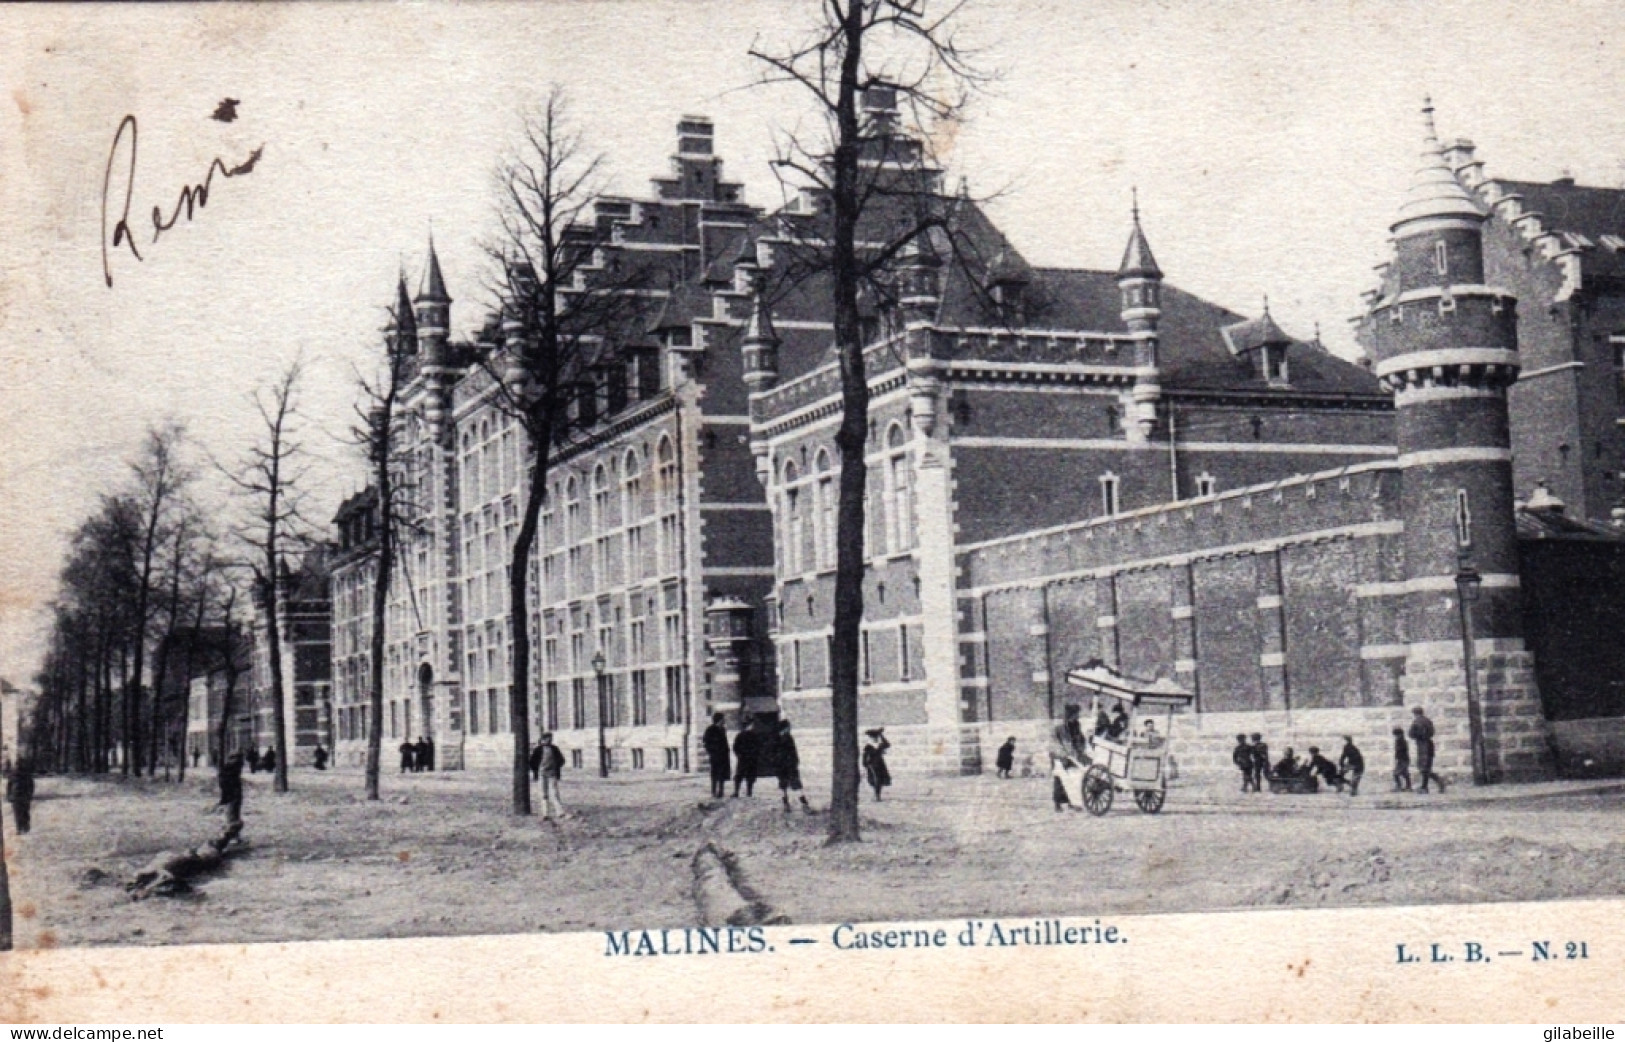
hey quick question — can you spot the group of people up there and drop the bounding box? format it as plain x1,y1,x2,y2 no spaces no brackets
397,736,437,773
700,713,823,812
244,746,278,774
1230,708,1448,796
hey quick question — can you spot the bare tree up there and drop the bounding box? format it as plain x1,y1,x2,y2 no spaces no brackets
224,360,316,794
352,282,421,801
751,0,986,842
480,87,656,814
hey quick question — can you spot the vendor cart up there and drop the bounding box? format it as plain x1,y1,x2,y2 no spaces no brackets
1053,659,1194,815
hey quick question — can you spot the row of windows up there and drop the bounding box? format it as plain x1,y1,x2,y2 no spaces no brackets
780,624,921,691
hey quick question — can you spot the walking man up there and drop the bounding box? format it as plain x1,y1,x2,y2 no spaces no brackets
775,720,812,814
538,732,567,820
1232,734,1255,792
5,760,35,835
1338,735,1364,796
732,716,761,797
399,739,415,774
1392,727,1412,791
1409,707,1446,793
703,713,731,799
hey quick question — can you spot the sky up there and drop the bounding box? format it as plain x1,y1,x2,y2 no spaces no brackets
4,0,1625,685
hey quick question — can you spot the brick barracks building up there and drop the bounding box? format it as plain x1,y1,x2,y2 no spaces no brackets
327,96,1625,782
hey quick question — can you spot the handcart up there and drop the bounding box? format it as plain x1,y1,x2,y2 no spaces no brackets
1052,659,1194,815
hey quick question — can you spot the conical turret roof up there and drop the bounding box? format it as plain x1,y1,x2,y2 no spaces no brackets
1393,99,1485,230
393,273,417,336
417,235,451,303
1117,198,1162,280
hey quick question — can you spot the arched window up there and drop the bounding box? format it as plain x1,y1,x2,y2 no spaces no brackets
564,477,581,542
814,449,835,569
783,459,803,574
656,436,678,511
622,450,643,523
592,464,612,533
884,423,913,553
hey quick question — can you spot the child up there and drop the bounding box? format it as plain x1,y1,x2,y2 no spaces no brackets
1232,734,1255,792
1391,727,1412,791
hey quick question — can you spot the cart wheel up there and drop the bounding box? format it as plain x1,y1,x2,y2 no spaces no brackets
1082,767,1114,816
1134,787,1165,815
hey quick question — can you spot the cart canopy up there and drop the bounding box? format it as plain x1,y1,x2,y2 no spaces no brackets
1064,658,1194,709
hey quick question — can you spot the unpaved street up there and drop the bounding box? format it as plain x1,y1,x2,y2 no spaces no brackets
6,768,1625,948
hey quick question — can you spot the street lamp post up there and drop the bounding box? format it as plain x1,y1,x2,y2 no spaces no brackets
592,649,608,778
1454,555,1489,785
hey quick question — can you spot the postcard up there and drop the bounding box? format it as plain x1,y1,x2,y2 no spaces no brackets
3,0,1624,1024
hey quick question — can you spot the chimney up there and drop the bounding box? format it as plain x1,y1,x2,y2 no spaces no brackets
676,116,714,157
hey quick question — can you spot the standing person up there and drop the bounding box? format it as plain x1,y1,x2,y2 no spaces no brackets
312,744,328,771
413,736,428,773
1391,727,1413,791
732,717,761,797
1232,734,1255,793
862,728,891,801
995,736,1017,779
423,735,436,772
217,751,244,828
1249,734,1271,788
261,746,276,775
398,739,415,774
528,741,545,782
191,747,201,769
538,732,567,821
1409,707,1445,793
1338,736,1364,796
702,713,731,799
774,720,812,814
5,761,35,835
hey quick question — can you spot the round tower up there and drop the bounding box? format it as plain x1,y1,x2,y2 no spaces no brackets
415,236,452,434
1117,193,1163,441
704,596,756,726
1362,100,1549,783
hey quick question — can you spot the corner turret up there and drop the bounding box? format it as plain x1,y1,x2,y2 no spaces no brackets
1117,192,1163,440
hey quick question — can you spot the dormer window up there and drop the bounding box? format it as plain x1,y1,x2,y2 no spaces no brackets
1262,344,1289,386
1195,472,1218,498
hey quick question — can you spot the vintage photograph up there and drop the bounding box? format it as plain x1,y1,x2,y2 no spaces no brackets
3,0,1625,968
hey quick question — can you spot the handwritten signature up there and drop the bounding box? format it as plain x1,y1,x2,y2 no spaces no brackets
101,114,265,287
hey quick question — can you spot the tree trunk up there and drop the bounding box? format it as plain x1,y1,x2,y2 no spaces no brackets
507,415,552,817
365,464,394,802
825,0,868,844
264,545,290,793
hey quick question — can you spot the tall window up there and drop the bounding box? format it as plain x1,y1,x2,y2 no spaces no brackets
783,459,803,574
663,665,685,725
571,678,586,729
1100,471,1121,516
898,625,913,681
1434,239,1449,277
656,437,679,572
814,450,835,569
632,670,649,726
623,450,644,579
884,424,913,554
1612,334,1625,406
545,681,559,732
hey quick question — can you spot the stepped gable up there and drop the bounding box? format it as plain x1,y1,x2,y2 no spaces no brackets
1495,178,1625,281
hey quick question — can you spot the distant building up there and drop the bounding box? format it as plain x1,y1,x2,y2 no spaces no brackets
248,550,334,766
181,626,253,767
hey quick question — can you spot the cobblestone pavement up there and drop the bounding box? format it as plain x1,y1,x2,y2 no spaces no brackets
5,767,1623,948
